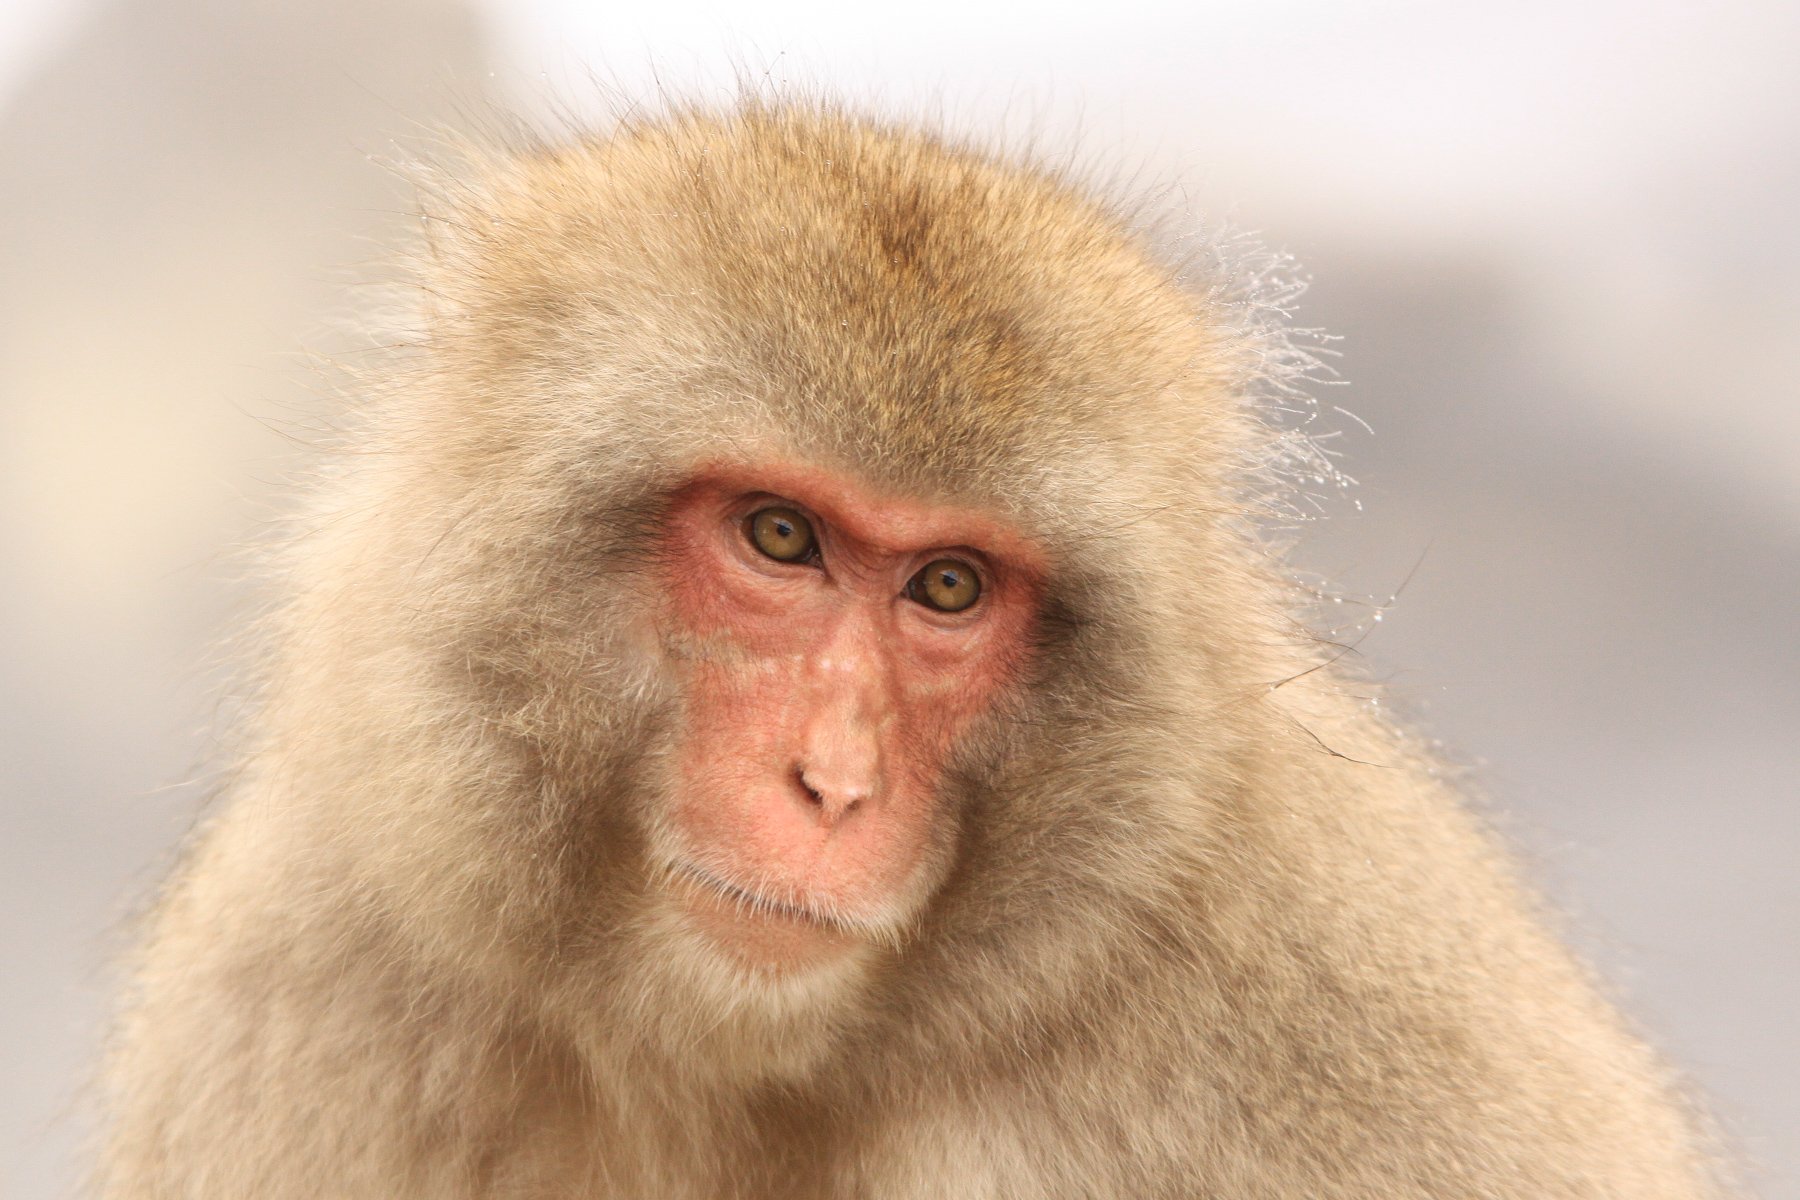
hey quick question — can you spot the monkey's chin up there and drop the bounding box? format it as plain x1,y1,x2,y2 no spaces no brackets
668,867,863,975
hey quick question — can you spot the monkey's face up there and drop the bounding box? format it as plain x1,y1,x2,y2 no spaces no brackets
647,459,1044,974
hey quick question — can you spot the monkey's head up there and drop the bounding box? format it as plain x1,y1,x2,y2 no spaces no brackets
305,105,1281,1077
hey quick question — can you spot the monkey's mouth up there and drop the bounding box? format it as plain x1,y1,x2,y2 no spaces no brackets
669,862,846,932
661,860,874,971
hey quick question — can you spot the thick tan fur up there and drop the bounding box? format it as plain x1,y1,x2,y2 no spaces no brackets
97,102,1729,1198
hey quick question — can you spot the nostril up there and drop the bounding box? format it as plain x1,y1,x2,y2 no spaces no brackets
794,765,864,821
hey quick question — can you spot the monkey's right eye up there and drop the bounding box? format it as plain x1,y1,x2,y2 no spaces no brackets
746,507,819,564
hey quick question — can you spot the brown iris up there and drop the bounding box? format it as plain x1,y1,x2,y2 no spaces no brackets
907,559,981,612
746,507,818,563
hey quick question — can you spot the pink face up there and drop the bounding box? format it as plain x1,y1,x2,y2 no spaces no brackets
656,462,1043,971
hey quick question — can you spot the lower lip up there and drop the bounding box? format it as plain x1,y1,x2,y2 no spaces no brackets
671,870,861,972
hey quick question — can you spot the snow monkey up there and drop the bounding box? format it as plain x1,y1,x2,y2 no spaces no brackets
98,104,1730,1199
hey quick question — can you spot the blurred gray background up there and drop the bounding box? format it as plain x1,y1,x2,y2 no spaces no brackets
2,1,1794,1196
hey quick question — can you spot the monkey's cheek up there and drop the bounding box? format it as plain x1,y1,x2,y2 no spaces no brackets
669,872,863,975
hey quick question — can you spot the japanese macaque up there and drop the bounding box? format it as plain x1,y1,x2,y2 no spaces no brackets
98,104,1730,1199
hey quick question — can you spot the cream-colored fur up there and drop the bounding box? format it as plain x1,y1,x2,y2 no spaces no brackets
97,102,1730,1198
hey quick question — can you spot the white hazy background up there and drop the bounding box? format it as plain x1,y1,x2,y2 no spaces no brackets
2,1,1795,1196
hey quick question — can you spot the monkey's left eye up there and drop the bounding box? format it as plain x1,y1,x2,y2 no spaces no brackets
746,507,819,563
906,559,982,613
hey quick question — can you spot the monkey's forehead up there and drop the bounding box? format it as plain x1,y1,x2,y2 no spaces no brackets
412,106,1256,524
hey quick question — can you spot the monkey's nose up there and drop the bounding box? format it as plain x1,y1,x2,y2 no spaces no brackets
794,762,872,826
795,664,885,825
